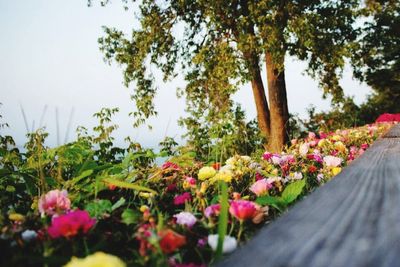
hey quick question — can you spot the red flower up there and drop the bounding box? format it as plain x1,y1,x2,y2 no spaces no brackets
229,200,258,221
166,183,177,193
158,229,186,254
308,165,318,173
173,192,192,206
47,210,95,238
212,162,221,170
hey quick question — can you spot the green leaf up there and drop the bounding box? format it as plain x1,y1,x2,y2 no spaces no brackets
71,169,93,184
20,173,37,196
111,197,126,211
255,195,286,212
103,177,157,195
85,199,112,218
215,181,229,260
121,209,140,225
281,179,306,204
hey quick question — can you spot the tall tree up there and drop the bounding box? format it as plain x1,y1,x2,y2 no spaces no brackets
95,0,358,152
352,0,400,121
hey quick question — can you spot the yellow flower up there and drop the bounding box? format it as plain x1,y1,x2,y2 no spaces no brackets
198,166,216,180
9,213,25,222
139,192,153,199
331,167,342,176
334,141,346,153
200,182,208,194
331,135,342,141
139,205,149,212
64,252,126,267
212,170,232,183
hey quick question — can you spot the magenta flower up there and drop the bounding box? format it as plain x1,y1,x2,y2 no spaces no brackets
204,204,221,218
262,152,273,160
174,211,197,228
38,189,71,216
249,178,273,196
47,209,95,238
173,192,192,206
229,200,258,221
162,161,180,171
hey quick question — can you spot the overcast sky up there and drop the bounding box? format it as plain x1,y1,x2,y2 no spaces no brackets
0,0,372,148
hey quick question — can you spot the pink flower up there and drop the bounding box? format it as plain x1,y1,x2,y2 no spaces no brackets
361,143,369,150
204,204,221,218
162,161,180,171
323,156,342,167
249,179,273,196
185,176,197,186
262,152,273,161
47,209,95,238
38,189,71,216
174,212,197,228
173,192,192,206
308,132,316,139
229,200,258,221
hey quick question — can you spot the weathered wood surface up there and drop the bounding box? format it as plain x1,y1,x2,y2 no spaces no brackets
216,124,400,267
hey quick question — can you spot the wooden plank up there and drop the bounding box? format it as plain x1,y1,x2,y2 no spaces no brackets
384,123,400,138
216,124,400,267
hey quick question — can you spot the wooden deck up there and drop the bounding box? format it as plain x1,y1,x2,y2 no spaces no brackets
216,124,400,267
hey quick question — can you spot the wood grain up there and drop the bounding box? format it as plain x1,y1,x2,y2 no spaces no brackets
215,124,400,267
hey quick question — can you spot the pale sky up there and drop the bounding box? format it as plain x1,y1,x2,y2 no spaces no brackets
0,0,372,148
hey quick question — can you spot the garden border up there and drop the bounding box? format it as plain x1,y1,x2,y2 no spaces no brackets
216,124,400,267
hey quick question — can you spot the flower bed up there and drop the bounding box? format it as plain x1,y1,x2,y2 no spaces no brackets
0,123,393,266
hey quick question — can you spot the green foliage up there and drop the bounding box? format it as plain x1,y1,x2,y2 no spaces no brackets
121,208,140,225
256,179,306,211
350,0,400,122
95,0,359,151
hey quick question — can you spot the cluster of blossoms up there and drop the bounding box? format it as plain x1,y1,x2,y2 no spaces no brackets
4,122,392,266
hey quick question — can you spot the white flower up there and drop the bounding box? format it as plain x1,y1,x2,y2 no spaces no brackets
240,156,251,162
293,172,303,180
299,143,309,157
271,155,281,165
174,211,197,228
207,234,237,254
21,230,37,242
323,156,342,167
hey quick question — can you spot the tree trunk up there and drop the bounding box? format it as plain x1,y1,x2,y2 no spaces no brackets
251,68,271,140
266,52,289,152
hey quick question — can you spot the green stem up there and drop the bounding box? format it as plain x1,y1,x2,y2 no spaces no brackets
237,220,244,241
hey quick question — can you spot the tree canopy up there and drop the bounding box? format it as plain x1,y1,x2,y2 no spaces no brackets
95,0,359,151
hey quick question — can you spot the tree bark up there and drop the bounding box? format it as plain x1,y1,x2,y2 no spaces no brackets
266,52,289,152
243,52,271,140
251,66,271,140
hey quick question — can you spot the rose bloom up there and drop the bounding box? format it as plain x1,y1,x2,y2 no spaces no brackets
158,229,186,254
173,192,192,206
174,212,197,228
249,179,273,196
204,204,221,218
198,166,217,180
38,189,71,216
229,200,258,221
323,156,343,168
47,209,96,238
